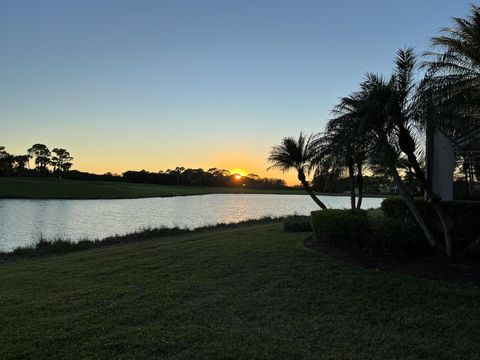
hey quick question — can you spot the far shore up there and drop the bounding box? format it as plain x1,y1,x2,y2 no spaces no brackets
0,177,385,200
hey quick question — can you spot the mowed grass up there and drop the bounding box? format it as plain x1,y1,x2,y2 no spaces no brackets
0,177,305,199
1,223,479,359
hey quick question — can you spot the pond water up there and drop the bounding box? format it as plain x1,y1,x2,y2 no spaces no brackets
0,194,383,251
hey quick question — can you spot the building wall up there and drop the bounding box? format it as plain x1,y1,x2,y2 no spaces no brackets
431,131,455,201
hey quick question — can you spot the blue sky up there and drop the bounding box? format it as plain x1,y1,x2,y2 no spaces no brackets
0,0,472,183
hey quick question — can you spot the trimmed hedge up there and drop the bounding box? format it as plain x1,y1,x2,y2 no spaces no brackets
311,209,431,259
283,216,312,232
381,197,480,251
311,210,369,249
366,216,430,258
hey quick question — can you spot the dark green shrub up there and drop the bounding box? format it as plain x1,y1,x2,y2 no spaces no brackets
283,216,312,232
311,209,430,259
366,216,430,259
381,197,480,252
311,209,369,249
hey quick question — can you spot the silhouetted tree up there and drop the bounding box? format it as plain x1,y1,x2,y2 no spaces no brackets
0,146,14,177
331,74,438,248
13,155,31,175
51,148,73,175
268,133,327,209
27,144,51,176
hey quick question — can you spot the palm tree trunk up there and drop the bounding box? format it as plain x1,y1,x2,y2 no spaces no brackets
356,168,364,209
298,170,327,210
348,162,356,210
391,168,437,248
378,131,437,248
403,150,452,256
431,200,453,256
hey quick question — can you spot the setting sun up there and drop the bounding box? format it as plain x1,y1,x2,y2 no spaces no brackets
230,168,248,177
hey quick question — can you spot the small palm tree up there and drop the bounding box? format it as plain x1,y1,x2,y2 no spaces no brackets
323,107,372,209
268,133,327,210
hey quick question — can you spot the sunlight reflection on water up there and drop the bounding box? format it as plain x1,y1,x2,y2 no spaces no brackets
0,194,383,251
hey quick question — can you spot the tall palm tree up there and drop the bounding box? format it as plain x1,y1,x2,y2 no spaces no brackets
332,75,438,248
390,48,455,255
268,133,327,210
343,49,454,255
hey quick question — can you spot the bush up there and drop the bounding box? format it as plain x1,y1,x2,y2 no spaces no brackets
366,216,430,259
311,210,369,249
311,209,430,259
381,197,480,252
283,216,312,232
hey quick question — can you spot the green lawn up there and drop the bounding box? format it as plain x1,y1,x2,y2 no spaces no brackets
1,222,479,359
0,177,306,199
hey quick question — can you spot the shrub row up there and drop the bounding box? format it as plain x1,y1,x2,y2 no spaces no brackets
311,210,369,248
311,209,430,259
381,197,480,251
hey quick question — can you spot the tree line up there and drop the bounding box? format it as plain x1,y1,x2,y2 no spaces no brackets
0,145,286,190
0,144,73,177
269,4,480,256
123,168,286,189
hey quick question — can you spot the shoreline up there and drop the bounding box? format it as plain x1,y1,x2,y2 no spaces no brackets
0,192,386,200
0,216,288,259
0,178,386,200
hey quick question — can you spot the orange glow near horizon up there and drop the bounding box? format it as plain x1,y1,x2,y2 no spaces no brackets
230,168,248,177
5,141,301,186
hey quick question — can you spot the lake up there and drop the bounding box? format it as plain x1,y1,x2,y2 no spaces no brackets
0,194,383,251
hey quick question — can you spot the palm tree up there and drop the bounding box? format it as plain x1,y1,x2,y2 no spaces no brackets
323,105,372,209
268,133,327,210
389,48,455,255
340,49,454,255
332,75,438,248
421,4,480,147
424,4,480,98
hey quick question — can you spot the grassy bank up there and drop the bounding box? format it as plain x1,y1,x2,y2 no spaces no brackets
0,217,283,260
1,222,479,359
0,177,307,199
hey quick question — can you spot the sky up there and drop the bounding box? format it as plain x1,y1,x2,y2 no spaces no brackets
0,0,472,184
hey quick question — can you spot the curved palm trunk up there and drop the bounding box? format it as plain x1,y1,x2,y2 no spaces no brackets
391,168,437,248
403,148,453,256
348,162,356,210
379,133,437,248
356,168,364,209
298,170,327,210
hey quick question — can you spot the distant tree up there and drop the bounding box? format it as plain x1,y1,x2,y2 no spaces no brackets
268,133,327,209
0,146,14,177
13,155,31,175
51,148,73,175
166,167,185,185
27,144,51,176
